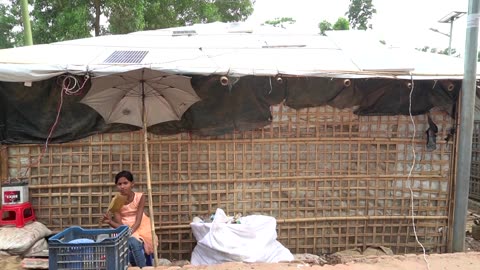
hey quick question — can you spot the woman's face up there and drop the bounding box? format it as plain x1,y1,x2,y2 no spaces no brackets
116,177,133,196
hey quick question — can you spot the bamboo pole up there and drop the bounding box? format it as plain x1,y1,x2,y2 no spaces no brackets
0,146,7,180
143,96,159,267
27,172,445,190
14,136,455,147
26,172,445,189
158,215,449,230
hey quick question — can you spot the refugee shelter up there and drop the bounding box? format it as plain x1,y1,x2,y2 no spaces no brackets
0,23,473,259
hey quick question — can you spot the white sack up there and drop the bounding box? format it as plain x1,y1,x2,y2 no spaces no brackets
0,222,51,255
23,238,49,257
190,208,293,265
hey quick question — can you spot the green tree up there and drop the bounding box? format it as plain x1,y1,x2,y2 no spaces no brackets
142,0,254,32
0,3,16,48
104,0,145,34
318,17,349,36
333,17,349,31
1,0,254,46
318,20,332,35
346,0,376,30
437,48,457,56
264,17,296,29
416,46,459,57
30,0,92,44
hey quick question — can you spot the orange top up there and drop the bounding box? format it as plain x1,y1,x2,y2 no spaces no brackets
119,192,157,255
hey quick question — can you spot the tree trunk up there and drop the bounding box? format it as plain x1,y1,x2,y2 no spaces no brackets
94,0,101,36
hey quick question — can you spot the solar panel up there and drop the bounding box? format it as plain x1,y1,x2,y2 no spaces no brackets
103,51,149,63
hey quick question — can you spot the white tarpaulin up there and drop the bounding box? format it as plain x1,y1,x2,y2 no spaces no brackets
0,22,472,82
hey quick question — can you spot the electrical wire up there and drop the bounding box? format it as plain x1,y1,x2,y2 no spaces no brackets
44,74,89,150
407,73,430,270
22,74,89,177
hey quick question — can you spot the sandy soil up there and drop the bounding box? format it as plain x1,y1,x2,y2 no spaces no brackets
130,252,480,270
2,252,480,270
0,255,21,270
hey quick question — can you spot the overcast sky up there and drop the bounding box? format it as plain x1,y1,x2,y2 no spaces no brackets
247,0,470,55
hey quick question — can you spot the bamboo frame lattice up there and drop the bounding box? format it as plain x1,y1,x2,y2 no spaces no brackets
5,104,455,259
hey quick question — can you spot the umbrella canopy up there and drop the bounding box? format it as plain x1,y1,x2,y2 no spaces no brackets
81,68,200,266
80,68,200,127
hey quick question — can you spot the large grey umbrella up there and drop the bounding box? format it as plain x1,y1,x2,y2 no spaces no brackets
81,68,200,266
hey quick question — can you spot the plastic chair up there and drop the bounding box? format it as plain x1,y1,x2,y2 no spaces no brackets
0,202,36,228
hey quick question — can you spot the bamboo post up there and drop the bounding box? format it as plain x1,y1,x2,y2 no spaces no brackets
0,146,7,202
0,146,7,180
143,102,159,267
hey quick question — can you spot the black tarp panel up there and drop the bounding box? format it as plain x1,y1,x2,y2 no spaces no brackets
0,75,460,144
0,77,136,144
284,77,460,117
285,77,362,109
352,79,460,116
150,75,286,136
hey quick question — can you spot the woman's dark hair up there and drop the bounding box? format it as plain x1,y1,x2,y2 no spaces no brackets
115,170,134,184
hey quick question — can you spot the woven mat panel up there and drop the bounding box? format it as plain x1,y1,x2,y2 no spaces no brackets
471,121,480,201
6,105,455,259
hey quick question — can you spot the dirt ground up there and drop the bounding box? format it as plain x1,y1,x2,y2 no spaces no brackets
1,210,480,270
130,252,480,270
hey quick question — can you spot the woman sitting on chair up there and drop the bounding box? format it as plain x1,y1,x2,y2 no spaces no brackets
103,170,157,268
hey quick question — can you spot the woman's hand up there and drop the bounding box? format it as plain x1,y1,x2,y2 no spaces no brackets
131,224,140,233
102,212,112,224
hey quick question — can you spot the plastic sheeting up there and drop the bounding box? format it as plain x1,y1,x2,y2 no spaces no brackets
0,75,460,144
190,208,293,265
0,23,474,82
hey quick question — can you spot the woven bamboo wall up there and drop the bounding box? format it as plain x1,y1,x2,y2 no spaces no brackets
471,121,480,201
5,104,455,259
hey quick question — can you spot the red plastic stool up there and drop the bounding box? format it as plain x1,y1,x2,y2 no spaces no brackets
0,202,36,228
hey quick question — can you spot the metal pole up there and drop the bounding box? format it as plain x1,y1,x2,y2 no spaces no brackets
448,20,454,55
452,0,479,252
20,0,33,46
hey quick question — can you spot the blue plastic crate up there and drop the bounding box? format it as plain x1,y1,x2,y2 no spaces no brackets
48,225,130,270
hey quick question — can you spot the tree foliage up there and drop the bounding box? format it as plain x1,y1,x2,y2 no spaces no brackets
333,17,349,31
104,0,145,34
0,0,254,47
0,3,16,48
346,0,376,30
30,0,93,44
264,17,296,29
318,17,349,36
318,20,332,36
416,46,458,57
99,0,253,34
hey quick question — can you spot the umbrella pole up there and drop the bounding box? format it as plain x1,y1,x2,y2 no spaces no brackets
144,120,159,267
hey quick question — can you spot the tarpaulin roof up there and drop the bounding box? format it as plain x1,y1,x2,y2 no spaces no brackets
0,22,471,82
